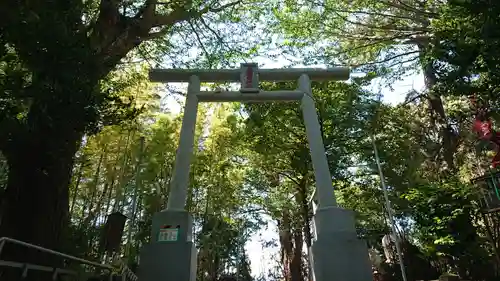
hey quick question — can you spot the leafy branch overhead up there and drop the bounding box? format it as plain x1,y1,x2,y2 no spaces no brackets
0,0,258,147
87,0,246,71
2,0,245,77
274,0,439,74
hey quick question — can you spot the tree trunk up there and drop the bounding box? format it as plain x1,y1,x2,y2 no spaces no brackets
70,154,86,217
103,134,125,220
81,149,106,227
296,176,312,247
291,231,304,281
279,211,294,281
417,44,458,170
296,176,313,281
0,129,80,281
113,130,134,212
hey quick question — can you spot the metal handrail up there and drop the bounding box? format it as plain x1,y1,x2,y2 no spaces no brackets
0,237,113,270
120,262,138,281
0,236,113,279
0,259,78,279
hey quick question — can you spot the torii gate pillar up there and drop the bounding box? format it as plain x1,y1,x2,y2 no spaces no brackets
138,63,372,281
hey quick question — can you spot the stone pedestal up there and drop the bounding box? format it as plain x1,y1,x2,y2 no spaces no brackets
138,211,197,281
312,207,372,281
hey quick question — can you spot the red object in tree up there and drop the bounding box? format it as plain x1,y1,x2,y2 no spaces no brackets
472,114,500,168
473,118,493,139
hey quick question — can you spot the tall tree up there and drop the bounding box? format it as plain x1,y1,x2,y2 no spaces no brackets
0,0,262,270
272,0,460,170
426,0,500,103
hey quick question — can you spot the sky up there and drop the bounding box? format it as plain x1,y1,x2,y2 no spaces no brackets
158,58,426,278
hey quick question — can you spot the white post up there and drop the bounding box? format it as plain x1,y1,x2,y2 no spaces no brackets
166,75,200,210
299,74,336,207
371,134,408,281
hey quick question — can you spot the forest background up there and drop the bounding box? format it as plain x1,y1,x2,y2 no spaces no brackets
1,0,500,281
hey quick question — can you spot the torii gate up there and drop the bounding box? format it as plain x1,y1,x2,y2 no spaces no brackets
138,63,372,281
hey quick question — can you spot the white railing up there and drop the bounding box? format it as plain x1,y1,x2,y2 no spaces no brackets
309,219,317,241
0,236,114,280
122,266,138,281
116,259,138,281
308,188,318,243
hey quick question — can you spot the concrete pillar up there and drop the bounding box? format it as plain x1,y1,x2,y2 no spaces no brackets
166,75,200,210
138,76,200,281
298,74,336,208
137,211,197,281
298,74,372,281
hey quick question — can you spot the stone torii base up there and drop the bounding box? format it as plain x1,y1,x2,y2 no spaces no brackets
137,64,372,281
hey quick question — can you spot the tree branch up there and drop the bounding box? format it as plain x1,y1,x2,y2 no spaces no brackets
403,90,427,105
199,16,225,45
187,20,213,67
351,50,419,68
151,0,242,27
333,32,425,57
279,171,302,187
140,27,171,41
317,1,430,23
135,0,157,22
380,0,439,18
384,56,420,69
332,9,429,33
93,0,242,68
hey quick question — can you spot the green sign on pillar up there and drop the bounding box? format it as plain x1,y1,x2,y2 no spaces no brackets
158,225,179,242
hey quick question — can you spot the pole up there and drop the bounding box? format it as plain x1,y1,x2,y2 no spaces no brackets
371,134,408,281
166,75,200,210
299,74,337,207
